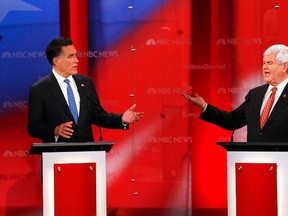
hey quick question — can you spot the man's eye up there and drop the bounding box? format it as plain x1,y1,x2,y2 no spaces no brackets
263,61,273,65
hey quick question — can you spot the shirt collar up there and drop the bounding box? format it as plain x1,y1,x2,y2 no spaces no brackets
52,69,73,84
268,77,288,93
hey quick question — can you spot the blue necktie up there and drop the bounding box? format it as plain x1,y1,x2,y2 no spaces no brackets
64,79,78,124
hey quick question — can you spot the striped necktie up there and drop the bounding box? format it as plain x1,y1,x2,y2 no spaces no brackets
260,87,277,129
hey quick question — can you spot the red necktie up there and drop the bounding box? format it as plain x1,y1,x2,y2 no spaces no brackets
260,87,277,129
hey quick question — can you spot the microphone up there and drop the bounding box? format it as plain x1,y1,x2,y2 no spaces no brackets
97,121,103,142
230,130,234,143
87,97,103,142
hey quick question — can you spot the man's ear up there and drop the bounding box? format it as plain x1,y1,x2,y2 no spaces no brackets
52,57,60,66
283,62,288,73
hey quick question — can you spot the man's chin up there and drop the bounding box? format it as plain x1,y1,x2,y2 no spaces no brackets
263,77,271,83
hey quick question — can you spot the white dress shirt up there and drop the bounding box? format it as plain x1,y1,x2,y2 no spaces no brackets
52,69,80,115
260,77,288,115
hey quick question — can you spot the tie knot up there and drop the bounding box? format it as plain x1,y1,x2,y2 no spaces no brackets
64,79,70,85
272,87,277,93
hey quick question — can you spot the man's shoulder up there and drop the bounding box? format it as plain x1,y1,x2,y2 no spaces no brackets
73,74,94,86
249,83,269,93
244,83,268,101
31,73,54,88
73,74,92,81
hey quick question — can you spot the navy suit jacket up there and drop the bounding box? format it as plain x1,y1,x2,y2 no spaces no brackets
200,83,288,142
27,73,126,142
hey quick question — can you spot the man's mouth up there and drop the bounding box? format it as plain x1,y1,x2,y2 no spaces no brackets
263,71,270,77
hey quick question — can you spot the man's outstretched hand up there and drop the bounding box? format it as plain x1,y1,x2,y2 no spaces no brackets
122,104,144,124
182,93,206,110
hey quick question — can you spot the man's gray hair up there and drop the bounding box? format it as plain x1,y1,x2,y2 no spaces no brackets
264,44,288,65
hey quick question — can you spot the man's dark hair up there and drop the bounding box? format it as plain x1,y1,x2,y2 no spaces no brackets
45,37,73,65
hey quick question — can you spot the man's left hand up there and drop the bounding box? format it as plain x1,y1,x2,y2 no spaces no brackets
122,104,144,124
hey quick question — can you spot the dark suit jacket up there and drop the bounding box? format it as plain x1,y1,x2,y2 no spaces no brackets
200,83,288,142
27,73,126,142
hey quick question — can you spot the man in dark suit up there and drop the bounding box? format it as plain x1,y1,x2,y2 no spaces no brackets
27,37,144,143
182,44,288,142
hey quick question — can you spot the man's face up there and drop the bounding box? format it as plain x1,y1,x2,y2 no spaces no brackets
262,52,288,86
53,45,79,78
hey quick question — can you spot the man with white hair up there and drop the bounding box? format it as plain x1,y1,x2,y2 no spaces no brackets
183,44,288,142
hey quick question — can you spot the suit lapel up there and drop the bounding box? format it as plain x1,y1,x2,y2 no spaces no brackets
265,83,288,128
73,75,87,125
255,84,269,119
46,74,89,125
46,73,73,119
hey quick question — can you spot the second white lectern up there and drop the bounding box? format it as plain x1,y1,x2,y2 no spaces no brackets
217,142,288,216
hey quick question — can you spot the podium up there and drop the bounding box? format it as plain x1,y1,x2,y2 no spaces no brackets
217,142,288,216
29,142,114,216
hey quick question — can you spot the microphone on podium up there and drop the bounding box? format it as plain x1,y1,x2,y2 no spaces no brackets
87,97,103,142
230,130,235,143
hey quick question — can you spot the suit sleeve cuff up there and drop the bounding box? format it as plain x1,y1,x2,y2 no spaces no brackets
201,103,208,113
122,123,128,130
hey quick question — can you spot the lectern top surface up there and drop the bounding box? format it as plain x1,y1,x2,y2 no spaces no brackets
29,141,115,155
217,142,288,152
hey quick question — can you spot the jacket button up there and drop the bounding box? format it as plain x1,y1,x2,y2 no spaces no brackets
259,132,263,135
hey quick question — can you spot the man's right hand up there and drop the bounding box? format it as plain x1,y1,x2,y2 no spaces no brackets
54,121,74,139
182,93,207,110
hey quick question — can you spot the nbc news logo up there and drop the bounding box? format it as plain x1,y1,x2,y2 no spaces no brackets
146,38,191,46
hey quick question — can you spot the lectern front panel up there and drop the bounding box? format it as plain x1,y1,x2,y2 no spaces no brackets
235,163,277,216
54,163,97,216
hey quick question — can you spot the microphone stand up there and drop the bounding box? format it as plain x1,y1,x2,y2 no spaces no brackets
87,97,103,142
230,130,234,143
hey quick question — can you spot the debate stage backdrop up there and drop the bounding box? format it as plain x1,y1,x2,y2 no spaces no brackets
1,0,288,215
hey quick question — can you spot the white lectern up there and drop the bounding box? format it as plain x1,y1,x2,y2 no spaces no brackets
29,142,114,216
217,142,288,216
